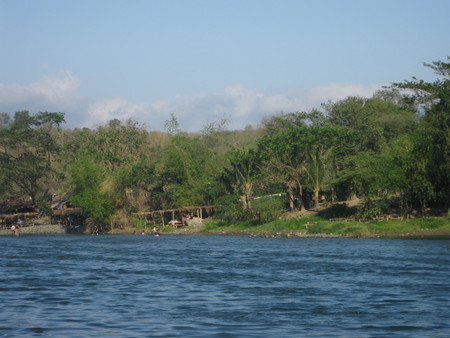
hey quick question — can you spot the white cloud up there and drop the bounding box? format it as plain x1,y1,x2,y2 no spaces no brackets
0,71,83,117
140,82,385,131
29,71,79,101
306,82,385,104
86,98,146,127
0,72,385,131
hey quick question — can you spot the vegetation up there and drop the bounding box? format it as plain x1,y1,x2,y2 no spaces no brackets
0,57,449,234
202,215,450,238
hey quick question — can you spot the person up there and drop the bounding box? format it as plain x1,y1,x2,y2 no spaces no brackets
14,227,20,236
11,225,16,235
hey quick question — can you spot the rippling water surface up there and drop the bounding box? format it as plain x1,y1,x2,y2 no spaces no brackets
1,235,449,337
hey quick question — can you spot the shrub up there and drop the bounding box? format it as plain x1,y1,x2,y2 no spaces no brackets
357,197,389,221
251,197,285,224
216,203,254,225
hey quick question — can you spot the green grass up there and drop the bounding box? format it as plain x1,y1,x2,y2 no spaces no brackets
365,217,449,233
201,216,450,237
307,217,450,236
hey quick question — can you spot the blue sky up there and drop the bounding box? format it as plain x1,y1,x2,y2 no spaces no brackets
1,0,448,131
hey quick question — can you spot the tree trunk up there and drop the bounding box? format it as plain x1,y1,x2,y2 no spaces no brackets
240,195,248,209
314,189,320,210
243,182,253,210
287,183,295,211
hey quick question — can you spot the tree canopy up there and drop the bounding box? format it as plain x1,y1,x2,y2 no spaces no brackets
1,57,448,226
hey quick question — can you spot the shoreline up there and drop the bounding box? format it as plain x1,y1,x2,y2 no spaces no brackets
1,224,449,240
0,224,67,236
166,228,450,240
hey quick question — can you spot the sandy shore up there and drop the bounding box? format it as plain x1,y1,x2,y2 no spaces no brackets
0,224,66,236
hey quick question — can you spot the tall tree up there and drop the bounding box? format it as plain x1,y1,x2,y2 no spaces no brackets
258,120,310,211
0,111,65,205
70,155,117,225
393,57,450,206
164,113,181,135
322,95,417,151
304,145,335,209
160,134,222,208
222,149,261,210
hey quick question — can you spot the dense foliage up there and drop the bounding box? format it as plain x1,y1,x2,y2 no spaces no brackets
1,58,448,226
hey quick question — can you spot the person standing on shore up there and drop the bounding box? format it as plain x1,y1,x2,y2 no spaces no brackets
12,225,19,236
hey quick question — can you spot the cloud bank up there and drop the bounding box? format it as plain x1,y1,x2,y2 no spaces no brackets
0,72,384,131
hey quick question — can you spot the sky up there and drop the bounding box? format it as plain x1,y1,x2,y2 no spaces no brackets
0,0,449,132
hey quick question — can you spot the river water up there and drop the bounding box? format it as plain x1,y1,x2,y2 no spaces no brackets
0,235,449,337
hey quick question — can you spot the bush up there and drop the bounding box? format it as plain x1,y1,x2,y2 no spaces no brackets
132,216,148,229
251,197,285,224
357,197,389,221
216,203,255,225
70,156,118,225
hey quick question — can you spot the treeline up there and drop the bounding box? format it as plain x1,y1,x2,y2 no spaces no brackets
0,58,448,226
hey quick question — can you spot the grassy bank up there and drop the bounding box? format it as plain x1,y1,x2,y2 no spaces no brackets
197,216,450,238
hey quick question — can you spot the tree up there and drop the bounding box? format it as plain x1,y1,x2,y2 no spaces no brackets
322,95,418,151
0,111,65,205
70,155,117,225
0,113,10,128
258,112,363,210
160,134,223,208
257,120,310,211
119,159,160,212
304,145,335,209
392,57,450,206
262,154,306,211
222,149,261,210
343,134,434,219
164,113,181,135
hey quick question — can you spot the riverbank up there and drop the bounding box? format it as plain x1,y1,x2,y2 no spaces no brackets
0,224,66,236
2,216,450,239
163,215,450,239
162,226,450,239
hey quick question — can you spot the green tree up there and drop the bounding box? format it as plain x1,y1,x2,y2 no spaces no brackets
258,114,362,210
70,155,117,225
164,113,181,135
160,134,222,208
344,135,434,219
257,119,310,211
322,95,417,151
393,57,450,206
0,111,65,205
59,119,152,218
222,149,261,210
304,144,335,209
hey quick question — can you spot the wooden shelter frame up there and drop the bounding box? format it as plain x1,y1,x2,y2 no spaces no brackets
132,205,221,227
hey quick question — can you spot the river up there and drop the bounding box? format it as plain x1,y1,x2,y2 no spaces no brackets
1,235,449,337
